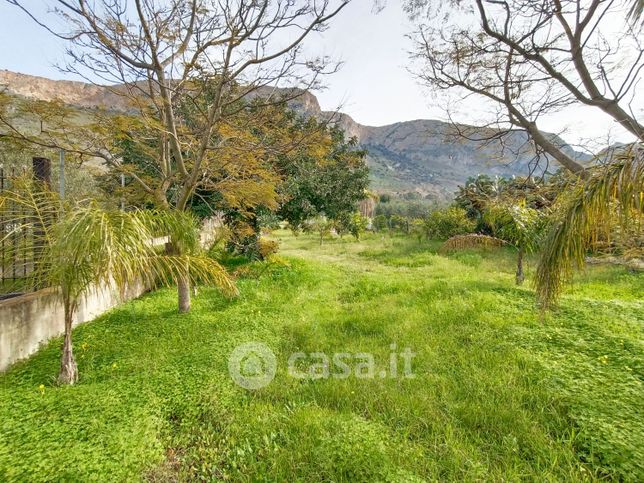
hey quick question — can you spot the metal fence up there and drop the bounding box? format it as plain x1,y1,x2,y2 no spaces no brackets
0,158,51,300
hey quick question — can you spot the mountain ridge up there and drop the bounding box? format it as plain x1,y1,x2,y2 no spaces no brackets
0,69,590,199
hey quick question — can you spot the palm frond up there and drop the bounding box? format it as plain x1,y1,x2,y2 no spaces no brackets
48,206,158,300
535,146,644,309
628,0,644,25
1,180,236,301
0,176,63,289
139,209,201,255
149,254,238,297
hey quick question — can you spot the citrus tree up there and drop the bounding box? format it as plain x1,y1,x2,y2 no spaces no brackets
423,207,476,240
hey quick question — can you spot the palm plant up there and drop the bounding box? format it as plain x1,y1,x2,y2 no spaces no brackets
0,179,236,384
535,147,644,309
484,202,545,285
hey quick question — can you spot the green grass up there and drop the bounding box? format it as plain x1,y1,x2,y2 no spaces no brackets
0,231,642,481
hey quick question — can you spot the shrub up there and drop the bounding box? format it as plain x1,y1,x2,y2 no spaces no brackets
410,218,426,241
423,207,476,240
330,212,369,240
257,238,280,260
373,214,389,232
304,217,336,245
348,213,369,240
390,215,409,232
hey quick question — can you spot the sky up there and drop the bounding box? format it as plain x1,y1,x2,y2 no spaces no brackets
0,1,640,148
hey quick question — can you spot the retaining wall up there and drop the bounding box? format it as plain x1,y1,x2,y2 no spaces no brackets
0,280,146,371
0,216,224,372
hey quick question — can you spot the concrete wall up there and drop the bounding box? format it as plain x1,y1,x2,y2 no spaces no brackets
0,280,146,372
0,216,224,372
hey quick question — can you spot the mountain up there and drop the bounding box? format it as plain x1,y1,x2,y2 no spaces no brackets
286,89,591,199
0,70,590,200
0,69,130,111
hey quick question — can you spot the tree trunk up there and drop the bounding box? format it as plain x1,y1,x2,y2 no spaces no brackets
58,300,78,385
515,248,525,286
178,276,191,313
166,241,191,313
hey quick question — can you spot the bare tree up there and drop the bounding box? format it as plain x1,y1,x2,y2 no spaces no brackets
406,0,643,175
4,0,352,312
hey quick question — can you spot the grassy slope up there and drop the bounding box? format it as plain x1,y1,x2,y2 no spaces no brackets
0,232,642,481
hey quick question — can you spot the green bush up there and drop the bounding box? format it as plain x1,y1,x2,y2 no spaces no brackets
348,213,369,240
390,214,409,232
257,238,280,260
423,207,476,240
373,214,389,232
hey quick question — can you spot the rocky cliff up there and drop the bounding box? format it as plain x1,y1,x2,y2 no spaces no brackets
0,69,130,110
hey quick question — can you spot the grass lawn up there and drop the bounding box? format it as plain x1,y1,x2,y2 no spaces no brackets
0,231,642,481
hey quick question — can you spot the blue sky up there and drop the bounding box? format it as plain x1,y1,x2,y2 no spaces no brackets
0,1,639,147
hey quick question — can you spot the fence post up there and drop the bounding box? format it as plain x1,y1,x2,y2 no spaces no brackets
32,157,52,290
